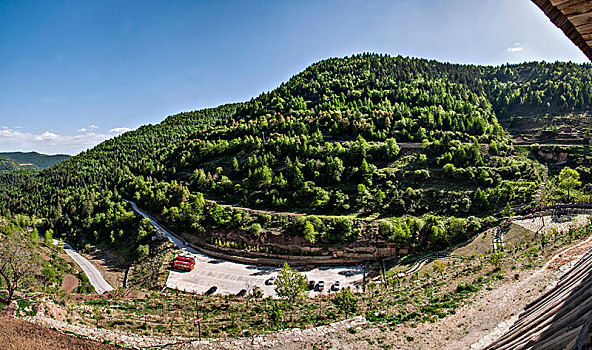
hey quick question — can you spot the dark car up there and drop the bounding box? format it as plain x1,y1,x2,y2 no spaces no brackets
237,289,247,297
265,277,275,285
316,281,325,292
331,281,341,291
205,286,217,296
308,280,316,290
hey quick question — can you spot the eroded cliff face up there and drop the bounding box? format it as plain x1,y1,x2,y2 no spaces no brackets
537,149,569,163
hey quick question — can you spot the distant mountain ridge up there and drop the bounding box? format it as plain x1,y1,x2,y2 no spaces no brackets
0,151,71,170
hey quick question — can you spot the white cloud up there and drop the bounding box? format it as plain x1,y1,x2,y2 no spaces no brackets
0,127,132,155
507,42,523,52
78,125,100,132
108,127,132,134
0,128,22,138
35,131,59,141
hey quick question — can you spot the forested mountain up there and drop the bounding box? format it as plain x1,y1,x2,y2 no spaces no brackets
0,152,71,170
0,54,590,259
0,155,23,173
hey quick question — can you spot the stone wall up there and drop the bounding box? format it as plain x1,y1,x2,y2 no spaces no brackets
187,241,402,267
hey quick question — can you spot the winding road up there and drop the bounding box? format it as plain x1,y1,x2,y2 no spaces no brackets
396,254,465,278
54,240,114,294
123,200,364,297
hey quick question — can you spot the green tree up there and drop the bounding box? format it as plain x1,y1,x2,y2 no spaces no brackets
252,285,264,299
137,218,155,242
501,202,515,217
251,165,274,187
489,250,503,266
473,188,489,209
558,167,581,201
378,219,394,236
303,220,318,243
44,229,53,246
267,301,283,329
332,288,358,318
249,223,262,237
137,244,149,259
30,228,39,242
274,262,308,302
293,166,304,187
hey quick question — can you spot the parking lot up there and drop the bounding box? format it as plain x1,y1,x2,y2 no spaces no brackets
167,251,364,297
125,199,364,298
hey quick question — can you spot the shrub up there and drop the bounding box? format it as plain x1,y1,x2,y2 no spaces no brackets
249,223,262,237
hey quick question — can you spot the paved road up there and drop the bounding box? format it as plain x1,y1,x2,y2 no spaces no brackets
54,240,114,294
124,200,364,297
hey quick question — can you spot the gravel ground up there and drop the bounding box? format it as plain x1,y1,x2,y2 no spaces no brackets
511,213,591,235
176,317,368,350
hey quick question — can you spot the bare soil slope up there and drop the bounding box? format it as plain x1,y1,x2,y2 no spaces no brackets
0,309,122,350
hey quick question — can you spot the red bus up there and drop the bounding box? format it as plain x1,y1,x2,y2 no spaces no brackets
172,255,195,271
175,255,195,263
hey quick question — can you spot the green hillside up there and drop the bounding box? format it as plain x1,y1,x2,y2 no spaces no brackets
0,152,71,169
0,155,22,173
0,54,590,260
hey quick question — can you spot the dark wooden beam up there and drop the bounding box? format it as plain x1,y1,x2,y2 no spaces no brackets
533,0,592,61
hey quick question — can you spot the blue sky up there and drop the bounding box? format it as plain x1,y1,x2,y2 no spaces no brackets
0,0,588,155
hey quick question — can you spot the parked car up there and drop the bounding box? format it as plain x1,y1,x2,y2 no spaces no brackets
205,286,217,296
331,281,341,291
316,281,325,292
308,280,316,290
265,276,276,285
237,289,247,297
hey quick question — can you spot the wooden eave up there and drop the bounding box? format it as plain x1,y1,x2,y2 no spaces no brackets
532,0,592,61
